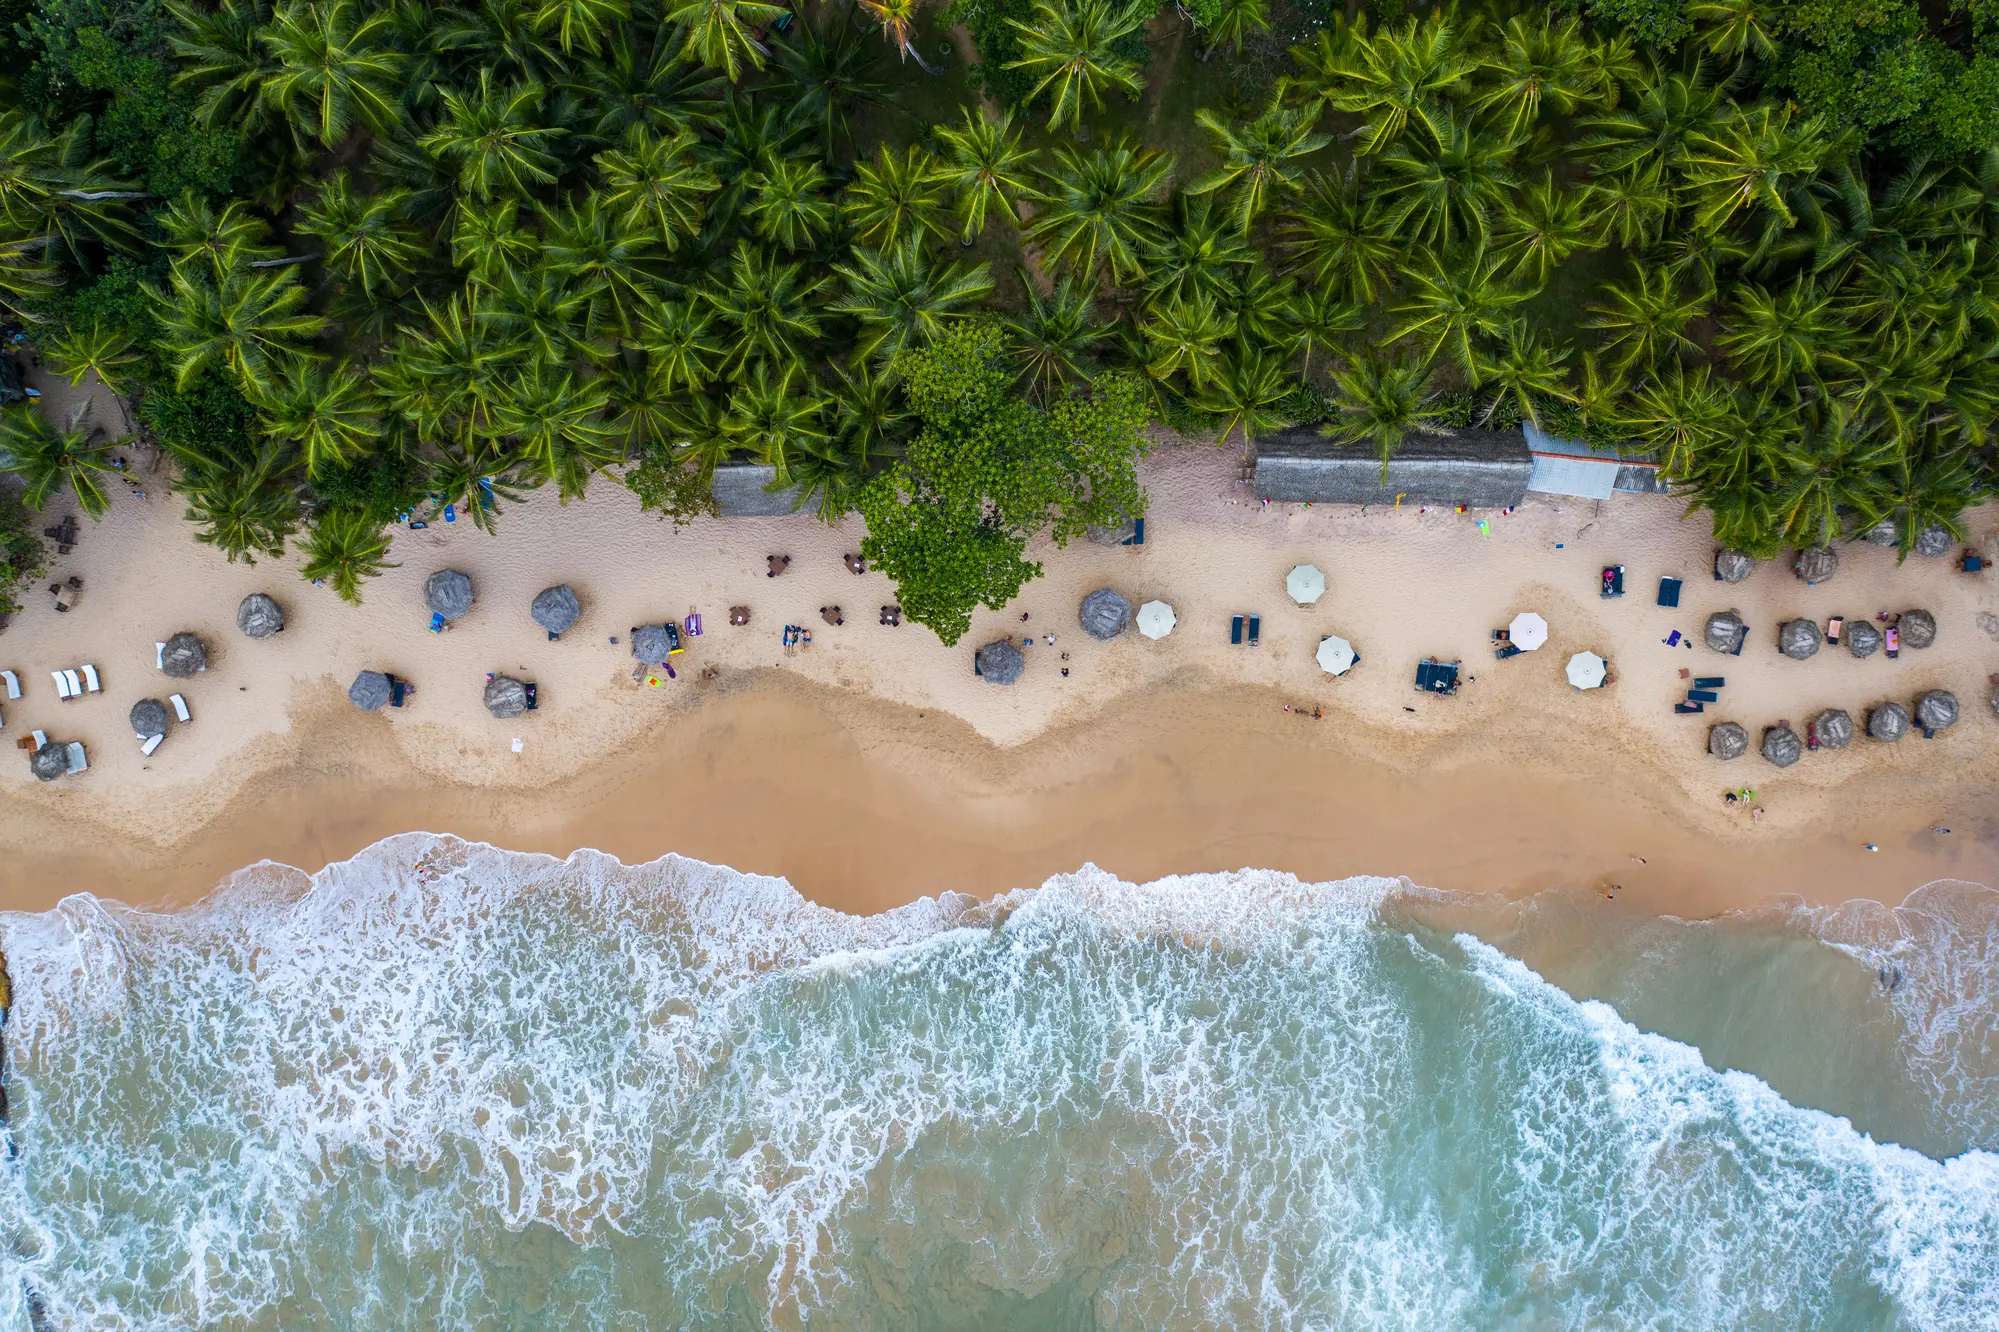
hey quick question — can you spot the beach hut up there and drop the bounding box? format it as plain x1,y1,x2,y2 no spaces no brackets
29,742,66,781
1868,701,1910,742
484,675,528,718
1708,721,1748,760
1286,564,1327,605
1915,690,1958,731
976,639,1024,684
1778,618,1822,660
1714,549,1755,582
1899,609,1936,649
1704,611,1746,654
1078,589,1132,640
1253,424,1532,507
129,698,168,739
1793,546,1838,585
426,569,475,620
348,670,393,712
1762,724,1802,767
160,632,207,678
1566,651,1607,690
236,593,284,638
1316,635,1357,676
1507,612,1548,652
1846,620,1882,658
1136,600,1176,640
1913,525,1954,558
1813,708,1854,749
532,584,581,637
631,623,676,664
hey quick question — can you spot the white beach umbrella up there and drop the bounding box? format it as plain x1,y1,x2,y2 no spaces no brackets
1286,564,1327,605
1136,600,1177,639
1315,635,1356,676
1566,651,1607,690
1508,611,1549,652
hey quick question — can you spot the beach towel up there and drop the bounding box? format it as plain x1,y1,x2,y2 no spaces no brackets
429,611,447,633
685,613,703,636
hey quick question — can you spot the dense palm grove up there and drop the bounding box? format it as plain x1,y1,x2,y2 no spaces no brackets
1,0,1996,635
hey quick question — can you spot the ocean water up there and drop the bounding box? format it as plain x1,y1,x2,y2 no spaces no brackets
0,837,1994,1331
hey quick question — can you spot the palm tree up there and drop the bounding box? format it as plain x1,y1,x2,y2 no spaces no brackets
298,506,397,603
1473,14,1604,138
595,126,719,249
257,357,381,475
842,143,952,249
1375,107,1520,248
771,13,887,151
935,107,1039,243
725,363,829,481
1616,361,1736,477
425,442,536,534
831,240,995,363
258,0,405,148
1680,102,1836,233
151,265,328,400
1388,246,1531,373
746,156,835,249
1689,0,1776,63
1195,0,1269,61
43,318,139,391
1188,101,1329,235
1577,64,1727,172
1587,262,1707,373
157,191,280,279
1286,285,1363,377
295,172,424,301
1326,353,1443,476
829,357,909,460
639,299,725,391
1005,270,1109,399
1494,171,1597,282
1197,345,1291,447
1278,170,1397,303
0,110,145,268
605,354,681,451
533,0,629,56
1220,263,1296,352
539,195,663,339
1140,290,1233,390
856,0,944,73
450,199,539,286
662,0,787,80
497,362,618,498
1718,278,1855,384
1005,0,1151,134
573,29,725,142
378,291,526,445
1759,400,1899,548
171,436,302,562
1581,162,1672,248
1473,320,1571,425
1294,12,1475,154
0,406,117,517
1143,192,1253,306
169,0,278,132
1030,138,1172,286
702,247,825,372
419,72,566,201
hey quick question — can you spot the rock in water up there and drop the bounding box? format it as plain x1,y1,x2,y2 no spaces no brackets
1868,702,1910,742
1793,546,1838,585
1913,525,1953,558
484,675,527,718
1708,721,1748,760
236,593,284,638
1778,619,1821,660
1714,549,1755,582
1762,725,1803,767
1914,690,1958,731
1899,609,1936,649
1813,709,1854,749
1705,611,1745,654
977,639,1024,684
1078,589,1132,641
1846,620,1882,659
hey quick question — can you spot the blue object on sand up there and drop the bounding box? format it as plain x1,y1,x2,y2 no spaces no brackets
1694,676,1724,688
428,611,446,633
1657,577,1683,607
1231,615,1244,645
1687,689,1719,703
1674,701,1704,714
1665,629,1682,647
1247,615,1261,646
1121,517,1146,546
1414,659,1461,694
444,504,456,522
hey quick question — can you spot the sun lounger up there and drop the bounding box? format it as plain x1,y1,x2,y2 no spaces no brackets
65,741,87,774
390,676,409,708
62,669,83,697
1693,676,1724,688
81,664,100,693
1964,551,1984,573
1495,644,1522,660
1247,615,1260,647
1,670,18,699
429,611,447,633
1687,689,1719,703
1600,565,1625,598
1230,615,1244,645
973,650,982,677
1657,577,1682,608
140,733,163,756
32,729,46,748
1729,623,1748,655
525,682,538,711
1886,626,1900,658
51,670,73,699
156,642,166,669
1826,616,1843,644
1121,517,1145,546
170,694,190,723
1674,702,1705,714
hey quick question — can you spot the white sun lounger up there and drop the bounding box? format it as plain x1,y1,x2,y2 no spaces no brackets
139,733,163,757
1,670,18,699
170,694,191,723
52,670,73,699
66,741,88,774
81,664,100,693
32,729,47,748
155,642,165,670
62,669,84,697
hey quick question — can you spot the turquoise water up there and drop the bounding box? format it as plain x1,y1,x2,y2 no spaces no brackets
0,837,1995,1330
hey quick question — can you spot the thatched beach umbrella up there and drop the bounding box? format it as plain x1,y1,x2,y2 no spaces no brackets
1793,546,1838,585
29,742,66,781
484,675,527,718
532,584,581,636
1087,516,1139,546
236,593,284,638
160,632,207,678
1846,620,1882,658
1714,549,1756,582
1762,724,1803,767
1704,610,1745,654
425,569,474,620
1861,520,1898,547
129,698,168,738
1078,588,1132,641
1813,709,1854,749
1778,618,1821,660
1868,701,1910,742
1708,721,1748,760
1915,690,1958,731
631,623,675,663
1899,609,1936,649
1286,564,1327,605
1136,600,1176,640
1913,525,1953,558
348,670,393,711
977,638,1024,684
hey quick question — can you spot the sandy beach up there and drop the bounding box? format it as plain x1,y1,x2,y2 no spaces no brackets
3,411,1998,917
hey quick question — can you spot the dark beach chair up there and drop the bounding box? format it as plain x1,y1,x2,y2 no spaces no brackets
1121,518,1146,546
388,676,409,708
1657,577,1682,608
973,651,982,676
525,682,538,711
1963,550,1983,572
1600,565,1625,598
1495,644,1522,660
1230,615,1244,645
1674,702,1704,714
1730,623,1748,655
1247,615,1261,647
1687,689,1718,703
1693,676,1724,688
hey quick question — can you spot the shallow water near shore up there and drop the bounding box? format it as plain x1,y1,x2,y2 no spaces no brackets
1,839,1995,1329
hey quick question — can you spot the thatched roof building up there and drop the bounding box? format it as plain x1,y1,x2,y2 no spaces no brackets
426,569,474,619
1778,619,1821,660
977,638,1024,684
1900,609,1936,649
1078,589,1132,640
1793,546,1838,585
532,584,581,635
129,698,168,738
1913,525,1953,558
349,670,392,711
236,593,284,638
1813,709,1854,749
30,742,66,781
1868,701,1910,742
1708,721,1748,760
1915,690,1958,730
484,675,527,718
1762,725,1803,767
1705,610,1746,654
161,632,207,678
1846,620,1882,658
1714,549,1755,582
711,461,816,517
1253,424,1531,508
631,623,675,664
